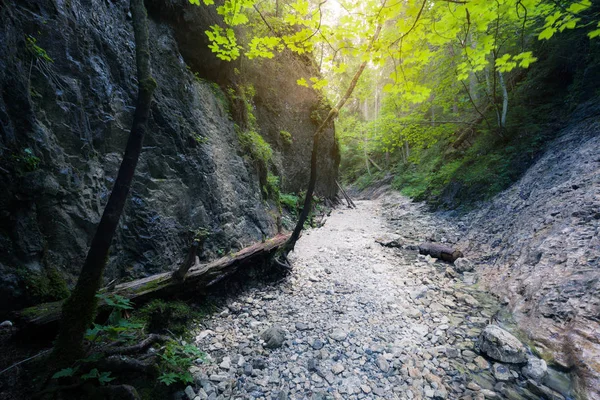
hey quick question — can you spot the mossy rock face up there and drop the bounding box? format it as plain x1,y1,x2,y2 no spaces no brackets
17,267,70,305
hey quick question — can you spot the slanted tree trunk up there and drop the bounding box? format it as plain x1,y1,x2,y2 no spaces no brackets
281,24,382,256
367,156,382,172
52,0,156,364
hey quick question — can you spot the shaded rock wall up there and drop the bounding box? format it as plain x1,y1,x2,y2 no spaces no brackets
247,53,340,197
459,103,600,397
0,0,337,311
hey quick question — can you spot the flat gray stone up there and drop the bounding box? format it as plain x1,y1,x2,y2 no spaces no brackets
261,325,286,349
478,325,528,363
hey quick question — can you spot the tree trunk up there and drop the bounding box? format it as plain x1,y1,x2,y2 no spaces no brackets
172,239,202,282
16,234,290,334
282,24,382,255
418,242,463,263
430,95,436,127
498,70,508,129
52,0,156,364
367,156,383,172
364,132,371,176
335,180,356,209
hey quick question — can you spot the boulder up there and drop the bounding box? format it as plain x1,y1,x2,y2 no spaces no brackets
478,325,528,363
261,326,286,349
522,357,547,381
454,257,474,272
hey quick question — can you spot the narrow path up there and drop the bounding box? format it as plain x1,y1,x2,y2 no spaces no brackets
189,196,556,400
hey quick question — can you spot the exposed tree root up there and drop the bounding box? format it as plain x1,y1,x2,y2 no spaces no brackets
99,354,158,374
102,333,169,356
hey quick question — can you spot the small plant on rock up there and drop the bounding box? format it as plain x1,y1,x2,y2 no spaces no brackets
26,36,53,63
279,130,293,145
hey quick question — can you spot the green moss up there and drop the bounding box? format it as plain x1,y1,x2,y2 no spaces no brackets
136,300,205,337
310,95,330,126
12,148,41,172
18,267,70,303
134,278,169,294
279,130,292,145
141,77,158,92
237,126,273,166
263,172,280,202
20,300,63,319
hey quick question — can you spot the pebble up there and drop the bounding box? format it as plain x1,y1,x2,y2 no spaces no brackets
329,328,347,341
492,363,512,381
312,339,324,350
184,386,196,400
331,363,345,375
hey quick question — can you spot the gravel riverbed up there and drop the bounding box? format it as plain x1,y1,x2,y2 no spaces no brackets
184,194,573,400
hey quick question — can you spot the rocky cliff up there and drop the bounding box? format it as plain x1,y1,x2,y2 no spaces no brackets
0,0,338,312
459,103,600,397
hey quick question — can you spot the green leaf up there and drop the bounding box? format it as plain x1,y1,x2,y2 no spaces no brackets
589,28,600,39
52,367,78,379
296,78,309,87
538,26,556,40
159,372,179,386
567,0,591,14
98,371,116,385
81,353,104,363
81,368,99,381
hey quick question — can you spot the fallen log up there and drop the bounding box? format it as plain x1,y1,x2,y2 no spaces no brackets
14,233,290,334
418,242,463,263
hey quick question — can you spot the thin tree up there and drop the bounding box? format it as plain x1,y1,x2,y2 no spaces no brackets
280,23,383,257
52,0,157,364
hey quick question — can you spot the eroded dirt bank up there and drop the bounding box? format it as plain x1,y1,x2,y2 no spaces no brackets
182,197,574,400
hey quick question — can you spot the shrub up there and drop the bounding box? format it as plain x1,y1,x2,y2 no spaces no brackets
280,193,299,214
264,172,280,201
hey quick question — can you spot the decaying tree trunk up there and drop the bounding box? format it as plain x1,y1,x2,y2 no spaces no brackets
418,242,463,263
15,234,290,334
52,0,156,364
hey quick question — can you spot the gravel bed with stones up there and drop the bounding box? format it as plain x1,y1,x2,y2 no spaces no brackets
182,195,574,400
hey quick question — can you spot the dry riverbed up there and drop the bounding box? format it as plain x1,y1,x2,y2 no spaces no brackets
183,194,574,400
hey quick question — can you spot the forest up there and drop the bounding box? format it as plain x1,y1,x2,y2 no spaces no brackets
0,0,599,399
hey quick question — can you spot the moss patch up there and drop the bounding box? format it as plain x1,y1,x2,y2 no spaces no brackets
136,300,206,337
17,267,70,304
